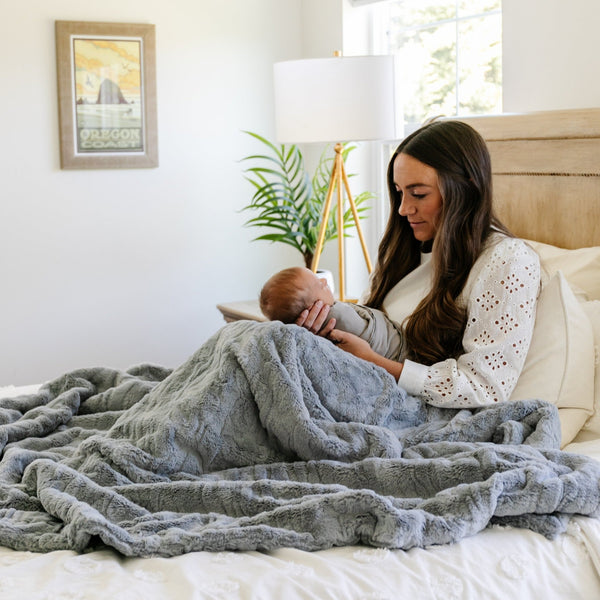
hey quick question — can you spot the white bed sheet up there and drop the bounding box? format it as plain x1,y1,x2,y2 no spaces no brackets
1,384,600,600
1,516,599,599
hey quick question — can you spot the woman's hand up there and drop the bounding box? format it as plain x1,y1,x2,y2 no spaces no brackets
295,301,336,337
327,329,376,361
328,329,404,382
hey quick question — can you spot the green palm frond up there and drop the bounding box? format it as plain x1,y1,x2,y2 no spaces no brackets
240,131,374,268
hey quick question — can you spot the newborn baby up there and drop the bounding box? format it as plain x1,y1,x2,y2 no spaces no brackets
259,267,404,360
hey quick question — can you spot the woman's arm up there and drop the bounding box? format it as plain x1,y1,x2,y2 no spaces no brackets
295,301,405,379
327,329,404,381
399,237,541,407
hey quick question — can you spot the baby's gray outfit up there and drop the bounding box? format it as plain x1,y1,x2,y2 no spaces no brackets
329,302,404,361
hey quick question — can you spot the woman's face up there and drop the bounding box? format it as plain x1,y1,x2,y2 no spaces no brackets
392,153,443,242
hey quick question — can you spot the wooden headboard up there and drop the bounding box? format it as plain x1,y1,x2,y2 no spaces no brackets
455,108,600,249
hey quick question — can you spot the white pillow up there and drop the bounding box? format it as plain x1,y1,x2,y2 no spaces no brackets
576,301,600,439
526,239,600,301
510,271,595,447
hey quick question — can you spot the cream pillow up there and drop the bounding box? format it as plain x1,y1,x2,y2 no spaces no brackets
510,271,595,447
526,239,600,300
576,301,600,440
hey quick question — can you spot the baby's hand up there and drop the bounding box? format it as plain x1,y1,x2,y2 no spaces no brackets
295,301,336,336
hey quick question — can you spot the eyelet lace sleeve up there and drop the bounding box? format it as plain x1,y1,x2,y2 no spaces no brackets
398,237,541,407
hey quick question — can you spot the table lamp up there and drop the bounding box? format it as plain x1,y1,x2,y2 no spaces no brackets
273,52,396,300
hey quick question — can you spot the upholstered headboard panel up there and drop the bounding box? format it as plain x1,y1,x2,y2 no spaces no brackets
455,108,600,249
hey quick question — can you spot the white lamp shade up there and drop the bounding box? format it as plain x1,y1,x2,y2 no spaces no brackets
273,55,397,144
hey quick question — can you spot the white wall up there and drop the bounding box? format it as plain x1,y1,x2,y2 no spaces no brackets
302,0,343,58
2,0,598,386
503,0,600,112
0,0,307,385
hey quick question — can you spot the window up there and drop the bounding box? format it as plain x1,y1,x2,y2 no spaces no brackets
342,1,503,293
372,0,502,131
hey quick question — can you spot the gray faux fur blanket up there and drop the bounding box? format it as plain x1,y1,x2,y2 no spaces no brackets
0,320,599,557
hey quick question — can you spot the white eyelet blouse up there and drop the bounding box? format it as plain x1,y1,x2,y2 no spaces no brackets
382,233,541,407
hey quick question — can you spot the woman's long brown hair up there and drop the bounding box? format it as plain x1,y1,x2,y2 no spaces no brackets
365,120,510,365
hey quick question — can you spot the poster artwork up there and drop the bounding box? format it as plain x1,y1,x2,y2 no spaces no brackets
73,37,144,154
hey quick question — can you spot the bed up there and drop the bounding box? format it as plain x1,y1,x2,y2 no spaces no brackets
1,107,599,599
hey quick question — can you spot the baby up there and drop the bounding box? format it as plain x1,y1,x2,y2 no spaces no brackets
259,267,404,360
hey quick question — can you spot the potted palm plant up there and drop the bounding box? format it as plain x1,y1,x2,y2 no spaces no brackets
240,132,373,270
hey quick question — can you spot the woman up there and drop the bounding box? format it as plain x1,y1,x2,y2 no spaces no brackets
296,120,541,408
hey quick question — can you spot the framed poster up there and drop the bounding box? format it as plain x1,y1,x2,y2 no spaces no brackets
55,21,158,169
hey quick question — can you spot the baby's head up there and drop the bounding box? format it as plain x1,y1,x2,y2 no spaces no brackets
259,267,335,323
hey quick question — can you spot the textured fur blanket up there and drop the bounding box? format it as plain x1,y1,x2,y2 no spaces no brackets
1,321,599,557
